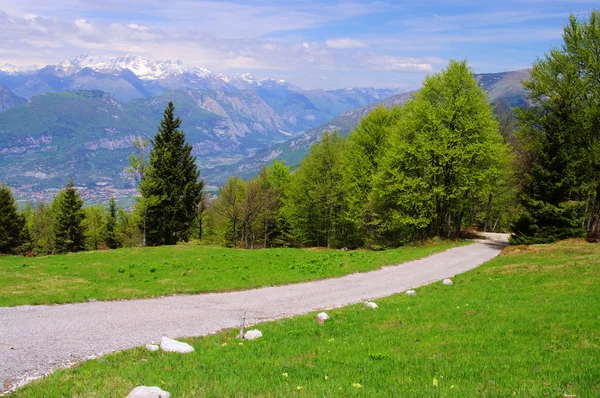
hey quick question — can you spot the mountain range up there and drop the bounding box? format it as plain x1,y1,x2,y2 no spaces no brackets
205,68,531,183
0,55,529,196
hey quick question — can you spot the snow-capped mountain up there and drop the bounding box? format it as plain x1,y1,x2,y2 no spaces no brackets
0,63,39,75
51,54,213,81
0,54,413,191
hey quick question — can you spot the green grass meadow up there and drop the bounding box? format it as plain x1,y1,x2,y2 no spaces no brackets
10,239,600,397
0,240,464,307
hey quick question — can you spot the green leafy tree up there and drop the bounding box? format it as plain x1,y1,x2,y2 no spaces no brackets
139,102,204,245
257,161,291,247
284,132,347,248
372,60,508,242
83,205,106,250
0,184,26,254
214,176,246,247
30,201,55,255
54,179,86,253
342,106,403,247
513,11,600,243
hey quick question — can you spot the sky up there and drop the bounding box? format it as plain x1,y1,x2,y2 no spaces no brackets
0,0,596,90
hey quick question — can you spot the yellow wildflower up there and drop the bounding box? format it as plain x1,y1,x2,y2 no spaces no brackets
282,373,288,378
296,386,302,391
433,378,439,387
352,383,363,389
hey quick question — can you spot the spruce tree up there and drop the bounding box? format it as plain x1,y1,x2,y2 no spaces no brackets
0,184,25,254
140,101,204,245
54,179,86,253
512,11,600,243
105,196,119,249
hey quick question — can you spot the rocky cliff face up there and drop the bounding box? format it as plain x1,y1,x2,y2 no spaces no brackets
0,85,27,112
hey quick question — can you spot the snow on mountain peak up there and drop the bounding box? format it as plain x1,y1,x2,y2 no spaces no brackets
52,54,214,81
0,63,39,74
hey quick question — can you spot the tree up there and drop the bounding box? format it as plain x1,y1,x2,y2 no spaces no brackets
54,179,86,253
83,205,106,250
139,102,204,245
342,106,403,247
214,176,246,247
0,184,26,254
30,201,55,255
105,196,120,249
372,60,508,243
257,161,291,248
512,11,600,243
284,132,347,248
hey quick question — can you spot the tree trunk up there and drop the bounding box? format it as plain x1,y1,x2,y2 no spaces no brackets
232,220,237,248
492,211,502,232
483,193,493,232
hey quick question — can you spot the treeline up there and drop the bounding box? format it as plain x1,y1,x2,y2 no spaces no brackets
203,60,513,249
0,102,204,256
1,181,126,255
2,12,599,255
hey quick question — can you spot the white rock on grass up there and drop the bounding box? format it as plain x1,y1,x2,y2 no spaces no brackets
364,301,378,309
244,329,263,340
443,278,453,285
160,336,194,353
317,312,330,322
145,344,159,352
405,290,417,296
126,386,171,398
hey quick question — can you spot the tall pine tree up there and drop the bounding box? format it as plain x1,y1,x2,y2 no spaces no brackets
54,179,86,253
140,101,204,245
105,196,119,249
512,11,600,243
0,184,26,254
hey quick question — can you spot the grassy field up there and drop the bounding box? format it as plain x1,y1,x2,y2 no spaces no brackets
10,239,600,397
0,240,465,307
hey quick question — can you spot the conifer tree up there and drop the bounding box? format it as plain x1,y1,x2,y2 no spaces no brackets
105,196,119,249
512,11,600,243
54,179,86,253
0,184,25,254
140,101,204,245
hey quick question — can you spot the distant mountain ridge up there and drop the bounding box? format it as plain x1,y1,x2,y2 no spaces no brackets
0,85,26,112
205,69,531,184
0,55,407,192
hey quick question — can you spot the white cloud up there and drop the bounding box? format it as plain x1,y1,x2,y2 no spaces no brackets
367,55,433,72
74,18,95,34
325,37,367,49
126,23,149,31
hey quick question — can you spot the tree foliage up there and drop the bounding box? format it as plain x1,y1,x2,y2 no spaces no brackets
512,11,600,243
0,184,27,254
372,60,508,243
284,132,347,248
139,101,204,245
53,179,86,253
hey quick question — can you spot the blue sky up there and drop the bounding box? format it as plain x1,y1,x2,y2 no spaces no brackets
0,0,596,89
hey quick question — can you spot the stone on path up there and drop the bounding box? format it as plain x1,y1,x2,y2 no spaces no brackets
145,343,159,352
126,386,171,398
160,336,194,353
443,278,453,285
405,290,416,296
244,329,263,340
317,312,330,322
364,301,378,309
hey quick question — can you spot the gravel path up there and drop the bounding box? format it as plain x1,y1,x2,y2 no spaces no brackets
0,237,507,394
